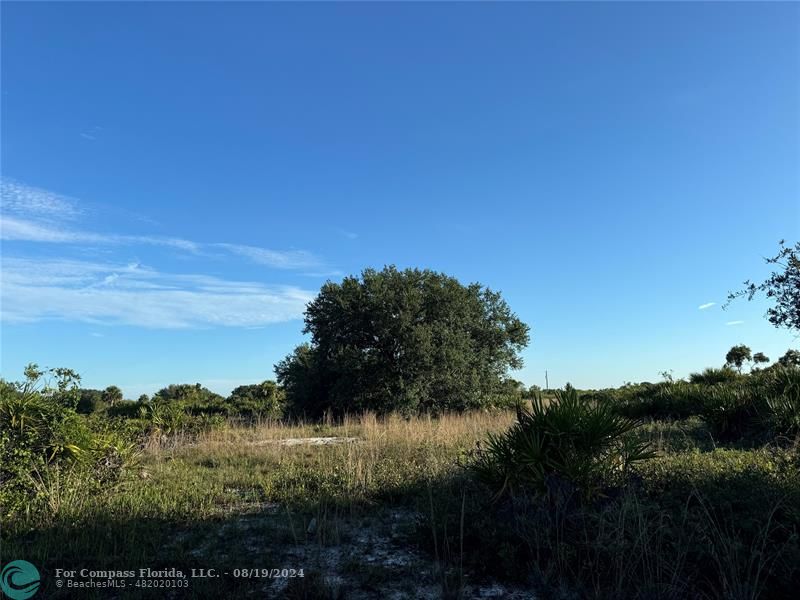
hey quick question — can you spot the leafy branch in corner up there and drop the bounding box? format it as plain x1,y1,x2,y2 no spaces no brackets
724,240,800,332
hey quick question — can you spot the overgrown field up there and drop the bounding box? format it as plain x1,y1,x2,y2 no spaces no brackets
2,367,800,599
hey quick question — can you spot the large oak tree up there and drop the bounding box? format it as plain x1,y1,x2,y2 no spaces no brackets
276,266,530,416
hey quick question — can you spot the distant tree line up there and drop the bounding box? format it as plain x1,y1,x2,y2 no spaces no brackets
76,381,284,420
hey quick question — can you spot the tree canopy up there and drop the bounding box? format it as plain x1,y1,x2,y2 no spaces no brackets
102,385,123,407
276,266,530,416
725,345,752,373
227,381,284,418
778,349,800,367
152,383,226,414
752,352,770,366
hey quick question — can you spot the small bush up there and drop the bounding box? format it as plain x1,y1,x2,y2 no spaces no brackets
696,367,800,442
590,382,708,420
700,384,766,442
689,367,740,385
471,388,655,500
0,366,142,520
765,367,800,439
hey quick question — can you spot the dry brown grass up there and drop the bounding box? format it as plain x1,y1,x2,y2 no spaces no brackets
169,410,515,453
136,410,516,513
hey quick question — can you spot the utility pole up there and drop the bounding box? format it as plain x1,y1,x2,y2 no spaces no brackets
545,370,549,391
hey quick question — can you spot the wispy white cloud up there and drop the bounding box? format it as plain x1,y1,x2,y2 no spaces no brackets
698,302,716,310
1,179,322,267
1,179,327,328
0,214,201,252
1,215,104,243
1,178,82,221
0,257,315,329
215,243,321,270
302,270,343,278
726,320,744,326
80,126,102,141
337,229,358,240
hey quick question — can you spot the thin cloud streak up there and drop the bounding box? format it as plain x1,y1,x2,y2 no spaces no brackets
214,243,321,270
1,215,106,243
698,302,716,310
1,176,324,268
0,215,201,252
336,229,358,240
1,257,315,329
1,178,326,328
726,320,745,326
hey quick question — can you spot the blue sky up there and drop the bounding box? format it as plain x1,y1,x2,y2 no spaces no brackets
1,2,798,397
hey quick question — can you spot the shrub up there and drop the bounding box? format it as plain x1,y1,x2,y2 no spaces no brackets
700,384,765,442
76,388,104,414
697,367,800,442
689,367,740,385
471,388,655,500
766,368,800,438
106,400,144,419
152,383,228,415
581,382,700,420
139,399,188,434
596,381,706,421
601,368,800,443
227,381,285,419
0,365,145,520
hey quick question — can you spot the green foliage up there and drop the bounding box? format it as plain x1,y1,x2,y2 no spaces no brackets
227,381,284,418
726,239,800,332
76,388,103,414
778,349,800,367
107,399,144,418
0,365,138,519
471,388,655,500
135,397,226,435
698,367,800,442
700,384,763,442
766,368,800,438
102,385,123,406
726,344,752,373
139,398,189,434
431,446,800,598
752,352,770,366
277,266,530,417
275,343,321,418
153,383,227,415
689,366,740,385
142,381,286,423
584,367,800,445
601,381,707,420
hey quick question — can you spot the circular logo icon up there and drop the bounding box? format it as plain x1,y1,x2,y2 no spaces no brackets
0,560,40,600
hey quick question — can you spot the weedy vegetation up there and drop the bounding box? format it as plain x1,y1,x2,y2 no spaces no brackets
3,260,800,598
2,363,799,599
